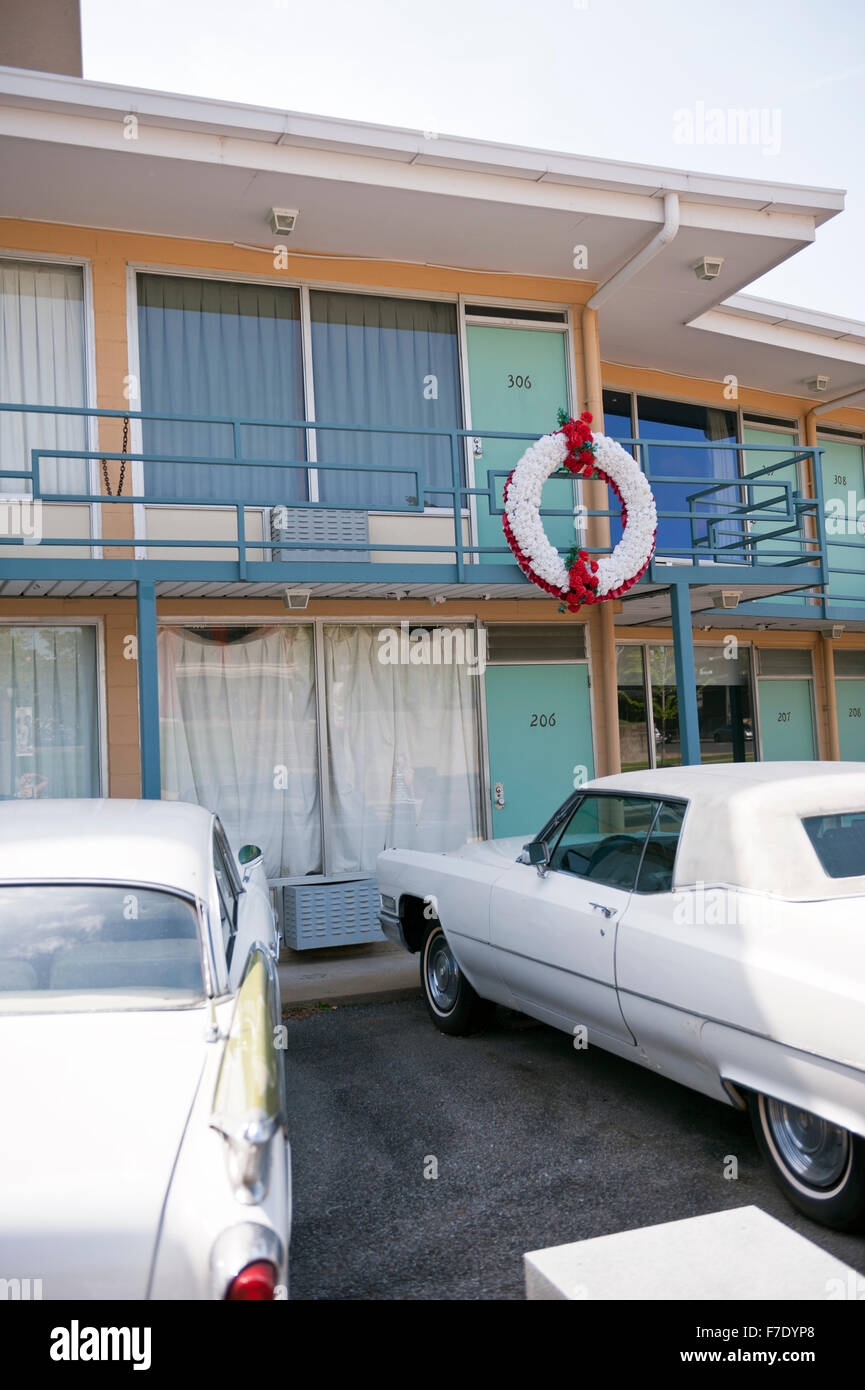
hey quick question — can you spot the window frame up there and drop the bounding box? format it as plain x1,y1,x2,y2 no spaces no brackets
0,617,107,798
534,788,688,895
212,819,242,966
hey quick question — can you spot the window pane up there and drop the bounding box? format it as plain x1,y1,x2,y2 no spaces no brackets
323,624,481,872
310,291,462,508
636,396,739,561
803,812,865,879
0,259,87,495
636,801,685,893
647,642,755,767
0,625,99,798
0,885,203,1012
549,795,658,889
649,645,681,767
617,644,650,770
693,644,755,764
159,625,321,877
137,274,306,503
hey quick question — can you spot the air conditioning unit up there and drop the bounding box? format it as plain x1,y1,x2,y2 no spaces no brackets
270,507,369,562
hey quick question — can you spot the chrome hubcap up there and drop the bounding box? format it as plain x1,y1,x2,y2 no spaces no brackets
426,934,459,1012
765,1098,850,1188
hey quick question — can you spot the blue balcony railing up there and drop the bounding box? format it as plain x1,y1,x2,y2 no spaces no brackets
0,403,831,605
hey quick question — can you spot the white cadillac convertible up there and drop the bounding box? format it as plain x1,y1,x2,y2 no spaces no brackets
0,800,290,1300
378,763,865,1231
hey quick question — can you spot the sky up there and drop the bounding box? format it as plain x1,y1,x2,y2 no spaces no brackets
81,0,865,319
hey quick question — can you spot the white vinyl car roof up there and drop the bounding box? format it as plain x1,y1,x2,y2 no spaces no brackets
0,799,216,899
583,762,865,899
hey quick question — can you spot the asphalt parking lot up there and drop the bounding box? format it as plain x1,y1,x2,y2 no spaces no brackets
284,996,865,1301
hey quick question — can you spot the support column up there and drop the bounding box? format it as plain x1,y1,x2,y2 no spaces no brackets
670,582,701,765
821,633,840,761
136,580,161,799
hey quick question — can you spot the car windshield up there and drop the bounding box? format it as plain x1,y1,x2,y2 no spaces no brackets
802,812,865,880
0,884,205,1013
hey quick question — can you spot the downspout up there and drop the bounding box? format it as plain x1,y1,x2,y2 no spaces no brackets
580,192,680,775
586,192,681,310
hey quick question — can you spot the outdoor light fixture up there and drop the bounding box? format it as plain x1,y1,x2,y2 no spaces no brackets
693,256,725,281
716,589,743,609
806,375,830,393
283,589,311,610
832,624,845,639
268,208,299,236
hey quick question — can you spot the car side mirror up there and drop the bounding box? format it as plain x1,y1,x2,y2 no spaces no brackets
528,840,550,877
238,844,263,882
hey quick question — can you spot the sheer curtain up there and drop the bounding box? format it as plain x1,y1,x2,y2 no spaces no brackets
310,291,462,508
159,625,321,876
0,626,99,798
0,260,88,495
137,274,307,503
323,624,481,872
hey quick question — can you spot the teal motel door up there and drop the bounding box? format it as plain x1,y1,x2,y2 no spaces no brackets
485,663,595,838
465,324,574,566
820,438,865,608
757,679,816,760
837,679,865,760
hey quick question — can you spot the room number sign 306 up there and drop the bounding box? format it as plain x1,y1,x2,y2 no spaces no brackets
507,374,532,389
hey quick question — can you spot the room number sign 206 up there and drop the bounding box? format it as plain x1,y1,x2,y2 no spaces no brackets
530,713,557,727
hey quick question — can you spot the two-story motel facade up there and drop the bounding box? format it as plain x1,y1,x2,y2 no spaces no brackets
2,64,865,943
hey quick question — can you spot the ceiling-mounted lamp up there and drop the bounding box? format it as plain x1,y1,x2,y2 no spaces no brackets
694,255,725,281
269,207,299,237
806,375,830,393
283,589,310,610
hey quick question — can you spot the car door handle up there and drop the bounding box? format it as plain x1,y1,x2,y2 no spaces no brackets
589,902,616,919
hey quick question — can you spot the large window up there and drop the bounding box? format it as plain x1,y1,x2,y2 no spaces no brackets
309,291,463,509
159,625,321,877
0,259,89,496
158,622,483,879
0,625,100,799
603,391,739,559
617,642,755,769
322,624,481,872
137,274,307,503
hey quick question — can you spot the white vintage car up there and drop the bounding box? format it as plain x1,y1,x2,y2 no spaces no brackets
378,762,865,1231
0,800,291,1300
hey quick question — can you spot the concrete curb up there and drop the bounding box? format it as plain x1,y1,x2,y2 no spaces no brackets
278,941,420,1009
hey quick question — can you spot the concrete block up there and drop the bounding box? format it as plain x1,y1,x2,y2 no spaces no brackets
524,1205,861,1301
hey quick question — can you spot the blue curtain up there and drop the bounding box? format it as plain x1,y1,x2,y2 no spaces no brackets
137,275,307,503
309,291,462,508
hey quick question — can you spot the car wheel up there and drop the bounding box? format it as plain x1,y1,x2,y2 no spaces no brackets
748,1091,865,1230
420,924,491,1036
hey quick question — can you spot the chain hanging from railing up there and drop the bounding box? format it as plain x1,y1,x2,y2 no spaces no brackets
101,416,129,497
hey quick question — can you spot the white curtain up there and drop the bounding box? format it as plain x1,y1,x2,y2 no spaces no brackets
323,624,482,873
0,260,88,495
159,625,321,877
0,626,99,799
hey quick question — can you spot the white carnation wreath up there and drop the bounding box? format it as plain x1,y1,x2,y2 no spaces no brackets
502,415,657,612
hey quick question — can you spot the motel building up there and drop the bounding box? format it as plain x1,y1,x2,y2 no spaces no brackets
2,40,865,948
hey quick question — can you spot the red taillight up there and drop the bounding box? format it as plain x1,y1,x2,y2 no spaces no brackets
226,1260,277,1300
